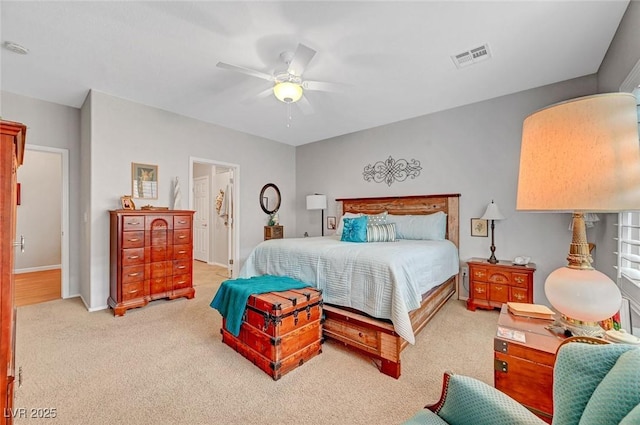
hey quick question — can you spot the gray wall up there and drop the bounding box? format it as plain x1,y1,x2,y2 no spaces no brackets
295,75,600,304
83,90,296,309
1,91,82,297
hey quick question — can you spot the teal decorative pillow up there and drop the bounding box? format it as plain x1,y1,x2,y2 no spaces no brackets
579,348,640,425
366,211,388,226
341,216,368,242
367,223,397,242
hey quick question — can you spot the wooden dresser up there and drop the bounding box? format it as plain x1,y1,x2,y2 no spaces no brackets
494,305,562,423
1,120,26,424
264,225,283,241
109,210,196,316
466,258,535,311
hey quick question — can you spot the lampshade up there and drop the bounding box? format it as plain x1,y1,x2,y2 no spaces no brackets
517,93,640,212
516,92,640,333
481,201,505,221
306,194,327,210
273,82,303,103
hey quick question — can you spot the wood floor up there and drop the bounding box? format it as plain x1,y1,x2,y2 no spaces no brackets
15,269,61,307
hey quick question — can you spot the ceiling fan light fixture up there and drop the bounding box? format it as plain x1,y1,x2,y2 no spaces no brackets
273,82,303,103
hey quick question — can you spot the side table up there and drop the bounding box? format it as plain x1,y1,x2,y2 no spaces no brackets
494,304,563,423
467,258,536,311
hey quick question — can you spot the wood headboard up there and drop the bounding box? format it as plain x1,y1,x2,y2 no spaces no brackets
335,194,461,249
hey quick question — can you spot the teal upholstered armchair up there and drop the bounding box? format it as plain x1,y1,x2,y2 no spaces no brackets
402,341,640,425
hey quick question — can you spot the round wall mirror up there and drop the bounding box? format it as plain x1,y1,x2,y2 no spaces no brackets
259,183,281,215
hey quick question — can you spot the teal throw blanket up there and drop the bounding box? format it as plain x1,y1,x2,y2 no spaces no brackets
210,275,312,337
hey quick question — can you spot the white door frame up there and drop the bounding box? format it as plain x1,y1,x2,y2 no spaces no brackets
189,157,240,277
24,145,70,298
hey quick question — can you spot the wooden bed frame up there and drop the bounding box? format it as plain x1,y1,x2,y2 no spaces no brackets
322,193,461,379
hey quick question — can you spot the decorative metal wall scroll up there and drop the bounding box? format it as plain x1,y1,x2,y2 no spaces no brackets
363,156,422,186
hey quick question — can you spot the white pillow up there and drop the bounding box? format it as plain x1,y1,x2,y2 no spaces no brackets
335,212,363,237
387,211,447,240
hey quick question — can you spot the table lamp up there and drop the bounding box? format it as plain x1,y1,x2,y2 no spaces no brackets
481,200,505,264
306,194,327,236
517,93,640,336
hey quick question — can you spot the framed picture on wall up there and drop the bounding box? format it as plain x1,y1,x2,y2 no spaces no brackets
132,163,158,199
471,218,488,237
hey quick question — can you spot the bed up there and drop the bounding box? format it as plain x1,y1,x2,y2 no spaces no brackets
239,194,461,378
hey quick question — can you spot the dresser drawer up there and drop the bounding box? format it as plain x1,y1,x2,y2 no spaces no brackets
511,287,530,303
512,273,529,288
472,282,488,300
174,229,191,244
172,274,192,290
122,281,145,301
173,244,191,260
149,261,170,278
490,283,509,303
173,259,191,275
488,270,511,285
150,246,169,262
471,267,489,282
150,229,169,246
122,265,145,283
122,231,144,248
122,216,144,231
149,277,168,294
122,248,144,266
174,215,192,229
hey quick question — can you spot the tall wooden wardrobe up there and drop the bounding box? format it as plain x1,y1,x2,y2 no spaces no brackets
1,120,26,424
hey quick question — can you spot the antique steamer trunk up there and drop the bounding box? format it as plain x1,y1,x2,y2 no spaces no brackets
221,287,323,380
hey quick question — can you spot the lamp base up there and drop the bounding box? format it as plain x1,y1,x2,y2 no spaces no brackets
555,315,605,338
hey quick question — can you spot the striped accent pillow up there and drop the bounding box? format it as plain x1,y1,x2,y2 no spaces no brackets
367,223,397,242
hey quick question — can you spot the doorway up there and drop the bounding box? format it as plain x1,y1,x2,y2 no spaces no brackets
189,157,239,278
15,146,70,305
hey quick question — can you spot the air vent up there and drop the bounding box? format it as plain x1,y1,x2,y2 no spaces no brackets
451,43,491,69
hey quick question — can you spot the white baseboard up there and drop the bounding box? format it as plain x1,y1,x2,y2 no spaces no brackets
15,264,61,274
78,295,107,312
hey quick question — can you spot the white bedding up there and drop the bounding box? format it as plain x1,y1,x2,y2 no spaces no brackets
238,236,459,344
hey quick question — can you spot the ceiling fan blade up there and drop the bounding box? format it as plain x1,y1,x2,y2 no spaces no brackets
240,87,273,105
287,43,316,77
216,62,273,81
296,95,314,115
303,80,344,92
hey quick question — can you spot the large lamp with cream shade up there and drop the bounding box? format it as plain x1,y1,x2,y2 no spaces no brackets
516,92,640,336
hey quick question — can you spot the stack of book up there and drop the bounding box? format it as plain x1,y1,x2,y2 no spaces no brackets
507,302,555,320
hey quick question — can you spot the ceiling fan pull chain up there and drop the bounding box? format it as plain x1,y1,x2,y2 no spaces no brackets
286,102,292,128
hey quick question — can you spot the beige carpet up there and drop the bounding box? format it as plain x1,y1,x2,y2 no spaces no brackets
14,263,499,425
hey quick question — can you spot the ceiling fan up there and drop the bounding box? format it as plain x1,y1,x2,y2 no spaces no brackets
216,43,340,114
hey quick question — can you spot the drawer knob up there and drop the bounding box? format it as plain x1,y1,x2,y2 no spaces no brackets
178,250,186,254
178,220,187,224
128,272,140,277
515,277,524,284
178,235,186,239
128,238,140,242
177,265,186,269
128,255,139,260
127,221,140,225
475,287,485,294
514,293,525,300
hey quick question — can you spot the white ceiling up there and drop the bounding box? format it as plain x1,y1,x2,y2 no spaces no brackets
0,1,630,146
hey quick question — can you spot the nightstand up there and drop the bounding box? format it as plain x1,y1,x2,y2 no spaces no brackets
466,258,536,311
264,225,283,240
494,305,562,423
